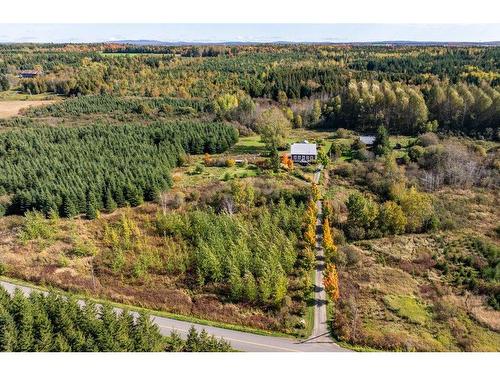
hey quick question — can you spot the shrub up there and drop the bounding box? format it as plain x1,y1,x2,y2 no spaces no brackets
395,187,433,233
341,245,362,267
18,211,56,244
194,164,205,174
417,132,439,147
334,128,351,139
378,201,407,235
408,145,425,162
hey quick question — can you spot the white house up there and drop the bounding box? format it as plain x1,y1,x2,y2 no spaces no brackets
290,142,317,164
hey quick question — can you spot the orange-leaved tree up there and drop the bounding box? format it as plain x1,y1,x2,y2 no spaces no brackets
203,153,212,166
323,263,340,302
280,154,294,167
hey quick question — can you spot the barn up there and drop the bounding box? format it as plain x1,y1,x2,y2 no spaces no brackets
18,70,41,78
290,142,317,164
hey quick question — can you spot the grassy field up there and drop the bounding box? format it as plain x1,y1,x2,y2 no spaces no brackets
0,90,60,102
231,135,267,154
172,163,259,188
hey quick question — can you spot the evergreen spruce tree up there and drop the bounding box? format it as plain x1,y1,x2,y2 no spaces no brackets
32,305,54,352
52,333,71,352
10,289,34,351
97,304,118,351
103,189,117,213
0,304,17,351
115,310,135,351
61,194,78,218
228,263,243,301
242,271,258,303
269,147,281,173
133,313,164,352
85,189,98,220
185,326,200,352
374,125,391,156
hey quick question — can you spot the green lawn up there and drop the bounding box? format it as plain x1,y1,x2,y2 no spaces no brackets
383,295,431,325
174,163,259,188
231,135,266,154
0,90,60,101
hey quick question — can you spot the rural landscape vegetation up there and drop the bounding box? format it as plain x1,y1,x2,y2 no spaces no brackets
0,42,498,352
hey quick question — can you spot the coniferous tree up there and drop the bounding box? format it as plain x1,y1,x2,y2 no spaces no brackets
374,125,391,156
103,189,117,213
61,194,78,218
85,189,98,220
0,304,17,351
133,313,164,352
10,289,34,352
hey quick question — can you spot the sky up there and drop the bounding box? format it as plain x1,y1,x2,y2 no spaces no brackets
0,24,499,44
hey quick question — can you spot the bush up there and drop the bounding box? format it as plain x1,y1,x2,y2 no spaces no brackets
334,162,354,178
378,201,407,235
18,211,56,243
194,164,204,174
408,145,425,162
341,245,362,267
334,128,351,139
417,132,439,147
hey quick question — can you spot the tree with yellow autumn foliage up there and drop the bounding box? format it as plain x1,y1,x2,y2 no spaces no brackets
311,183,320,202
322,217,337,256
305,222,316,247
203,153,212,166
304,199,317,247
306,199,317,226
324,263,340,302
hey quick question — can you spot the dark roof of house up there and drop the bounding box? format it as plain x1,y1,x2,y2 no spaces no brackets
19,70,41,76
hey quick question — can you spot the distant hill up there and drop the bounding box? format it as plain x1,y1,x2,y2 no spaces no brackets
112,39,500,47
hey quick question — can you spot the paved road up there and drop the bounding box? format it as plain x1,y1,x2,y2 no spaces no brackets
0,279,347,352
306,164,337,345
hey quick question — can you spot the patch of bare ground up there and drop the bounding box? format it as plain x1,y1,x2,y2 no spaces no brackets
0,100,58,118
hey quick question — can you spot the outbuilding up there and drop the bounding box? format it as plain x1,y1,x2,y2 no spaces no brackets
18,70,41,78
290,142,317,164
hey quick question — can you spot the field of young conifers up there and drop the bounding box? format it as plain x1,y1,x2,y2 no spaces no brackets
153,198,305,307
24,95,211,117
0,121,238,217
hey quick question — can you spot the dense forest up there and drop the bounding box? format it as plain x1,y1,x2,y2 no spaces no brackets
0,121,238,216
0,287,231,352
1,44,497,137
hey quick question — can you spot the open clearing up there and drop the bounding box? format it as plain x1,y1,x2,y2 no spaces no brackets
0,100,58,118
